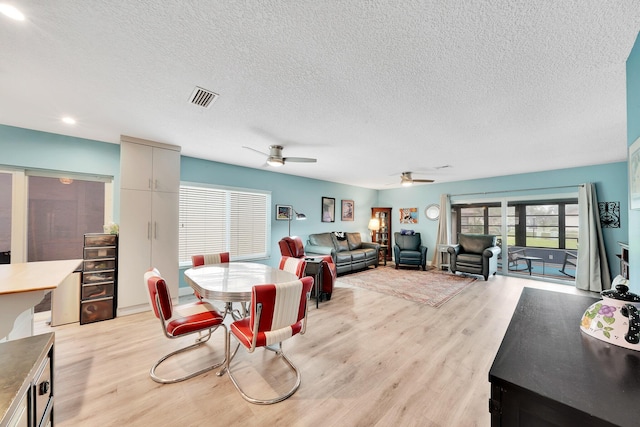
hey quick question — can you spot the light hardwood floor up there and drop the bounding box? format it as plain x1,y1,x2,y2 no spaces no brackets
35,270,593,427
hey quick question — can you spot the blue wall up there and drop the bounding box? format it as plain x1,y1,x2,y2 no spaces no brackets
378,162,627,279
627,32,640,293
0,124,630,291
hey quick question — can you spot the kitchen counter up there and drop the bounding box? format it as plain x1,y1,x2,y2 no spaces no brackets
0,332,54,427
0,259,81,340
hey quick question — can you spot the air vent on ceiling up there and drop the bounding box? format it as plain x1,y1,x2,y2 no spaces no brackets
189,86,219,109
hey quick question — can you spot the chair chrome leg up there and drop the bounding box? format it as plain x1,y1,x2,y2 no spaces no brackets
150,325,226,384
226,336,302,405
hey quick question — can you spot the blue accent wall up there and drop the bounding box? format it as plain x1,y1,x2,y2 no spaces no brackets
627,31,640,293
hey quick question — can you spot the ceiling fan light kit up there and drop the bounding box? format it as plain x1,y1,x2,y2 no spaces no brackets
244,144,317,167
400,171,434,186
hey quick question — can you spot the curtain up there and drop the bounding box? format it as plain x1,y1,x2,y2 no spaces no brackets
575,183,611,292
431,194,451,268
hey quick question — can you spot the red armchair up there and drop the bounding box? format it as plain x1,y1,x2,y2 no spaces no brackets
278,236,336,301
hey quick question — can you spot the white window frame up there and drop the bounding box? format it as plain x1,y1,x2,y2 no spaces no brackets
179,182,271,267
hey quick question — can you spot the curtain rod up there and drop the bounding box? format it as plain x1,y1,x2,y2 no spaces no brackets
450,184,584,198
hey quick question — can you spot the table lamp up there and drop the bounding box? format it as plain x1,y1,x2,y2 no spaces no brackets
368,218,380,239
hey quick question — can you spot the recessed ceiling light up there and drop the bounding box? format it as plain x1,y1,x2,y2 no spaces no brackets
0,4,25,21
62,116,76,125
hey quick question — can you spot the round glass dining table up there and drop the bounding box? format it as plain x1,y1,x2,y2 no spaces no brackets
183,262,299,303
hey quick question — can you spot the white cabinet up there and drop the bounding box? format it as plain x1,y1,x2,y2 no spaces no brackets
118,137,180,313
120,138,179,193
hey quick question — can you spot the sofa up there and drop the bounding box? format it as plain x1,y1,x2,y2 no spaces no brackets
447,233,501,281
305,232,380,275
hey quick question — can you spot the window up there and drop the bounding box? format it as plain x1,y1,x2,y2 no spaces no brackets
27,176,106,261
179,184,270,264
454,199,578,250
0,169,111,263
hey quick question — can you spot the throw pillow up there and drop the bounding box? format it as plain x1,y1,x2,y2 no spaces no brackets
401,229,415,235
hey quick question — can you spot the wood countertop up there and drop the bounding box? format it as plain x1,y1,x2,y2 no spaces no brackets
0,259,82,295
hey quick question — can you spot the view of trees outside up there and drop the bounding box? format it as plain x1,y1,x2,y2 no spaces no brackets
458,202,578,249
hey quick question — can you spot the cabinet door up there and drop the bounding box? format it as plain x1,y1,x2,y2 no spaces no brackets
152,147,180,193
151,191,179,297
120,142,153,191
118,189,152,310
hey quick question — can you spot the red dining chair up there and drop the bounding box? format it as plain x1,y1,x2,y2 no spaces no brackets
144,268,226,384
278,236,336,301
225,276,314,404
278,256,307,279
191,252,230,300
191,252,230,267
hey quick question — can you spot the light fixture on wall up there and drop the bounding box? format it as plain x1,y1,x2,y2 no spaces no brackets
288,207,306,236
59,178,73,185
368,218,380,239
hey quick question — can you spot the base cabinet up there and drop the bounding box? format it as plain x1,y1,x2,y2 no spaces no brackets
489,289,640,427
0,333,54,427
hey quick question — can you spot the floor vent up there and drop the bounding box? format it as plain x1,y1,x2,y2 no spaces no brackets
189,86,219,108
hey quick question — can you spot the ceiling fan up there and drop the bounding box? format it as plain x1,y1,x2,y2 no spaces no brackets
243,145,317,167
400,171,434,186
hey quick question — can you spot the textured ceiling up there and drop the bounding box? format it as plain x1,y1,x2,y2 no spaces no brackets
1,1,639,188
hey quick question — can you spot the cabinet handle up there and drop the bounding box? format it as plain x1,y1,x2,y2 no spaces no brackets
154,222,157,239
154,179,158,190
147,222,151,240
148,178,152,190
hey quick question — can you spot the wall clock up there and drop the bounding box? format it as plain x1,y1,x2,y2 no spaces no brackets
425,204,440,221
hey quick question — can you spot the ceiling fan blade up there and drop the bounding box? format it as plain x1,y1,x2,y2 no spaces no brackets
242,146,269,156
283,157,317,163
413,179,435,183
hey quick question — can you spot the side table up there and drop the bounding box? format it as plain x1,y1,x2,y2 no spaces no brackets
304,258,324,309
437,244,453,271
379,245,388,266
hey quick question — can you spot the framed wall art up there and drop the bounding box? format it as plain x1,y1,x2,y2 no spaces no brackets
322,197,335,222
399,207,418,224
341,199,354,221
276,204,292,221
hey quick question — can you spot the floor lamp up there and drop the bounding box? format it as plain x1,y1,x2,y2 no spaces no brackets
288,207,306,236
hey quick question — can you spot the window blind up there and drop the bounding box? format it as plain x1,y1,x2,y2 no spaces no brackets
179,184,270,263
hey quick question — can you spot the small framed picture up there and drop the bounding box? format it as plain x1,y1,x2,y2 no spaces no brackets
321,197,335,222
276,204,292,220
341,199,354,221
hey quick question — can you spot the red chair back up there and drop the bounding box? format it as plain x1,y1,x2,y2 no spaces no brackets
191,252,230,267
278,236,305,258
249,277,313,347
279,256,307,279
144,269,173,320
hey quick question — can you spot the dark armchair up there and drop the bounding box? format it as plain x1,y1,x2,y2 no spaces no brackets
447,234,501,280
393,232,428,270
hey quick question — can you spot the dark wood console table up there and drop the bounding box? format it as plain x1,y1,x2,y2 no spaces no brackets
489,288,640,426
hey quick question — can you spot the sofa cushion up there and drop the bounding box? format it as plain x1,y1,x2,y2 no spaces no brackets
336,239,349,252
309,233,337,249
459,234,496,254
396,234,421,251
346,232,362,250
457,253,483,264
335,252,353,264
349,249,366,261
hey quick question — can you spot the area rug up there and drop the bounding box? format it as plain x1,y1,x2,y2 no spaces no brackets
337,266,477,308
